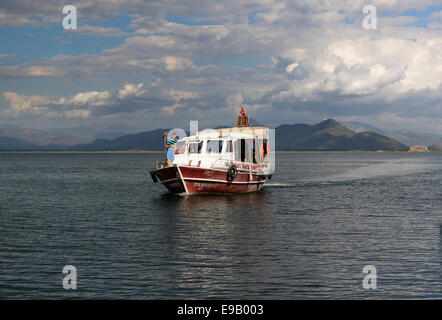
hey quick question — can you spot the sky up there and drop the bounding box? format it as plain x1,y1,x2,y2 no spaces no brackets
0,0,442,135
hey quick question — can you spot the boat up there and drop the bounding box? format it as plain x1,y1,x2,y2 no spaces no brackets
150,108,274,194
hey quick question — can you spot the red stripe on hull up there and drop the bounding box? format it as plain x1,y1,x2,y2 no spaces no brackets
153,166,267,194
184,180,264,193
179,166,266,184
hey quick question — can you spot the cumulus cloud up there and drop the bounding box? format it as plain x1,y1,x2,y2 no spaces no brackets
60,91,112,106
1,82,202,120
267,36,442,123
2,92,50,116
117,83,145,99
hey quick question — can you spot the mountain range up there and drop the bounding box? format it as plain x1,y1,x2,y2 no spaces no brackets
0,125,92,146
275,119,407,151
0,119,410,151
342,121,442,147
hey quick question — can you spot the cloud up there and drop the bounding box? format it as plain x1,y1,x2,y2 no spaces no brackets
2,92,50,115
1,0,441,28
1,82,202,119
379,16,419,27
0,52,203,79
117,83,145,99
0,65,64,77
269,37,442,107
61,91,112,106
428,10,442,29
0,0,271,27
64,109,91,118
72,25,129,37
0,9,37,26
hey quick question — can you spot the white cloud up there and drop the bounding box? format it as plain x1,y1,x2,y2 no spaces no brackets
271,37,442,103
161,56,195,71
2,92,49,116
1,82,201,119
117,83,145,99
379,16,419,27
63,91,112,106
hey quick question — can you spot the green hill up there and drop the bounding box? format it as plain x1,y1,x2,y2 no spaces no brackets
275,119,407,151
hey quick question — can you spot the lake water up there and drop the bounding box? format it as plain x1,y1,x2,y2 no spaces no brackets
0,152,441,299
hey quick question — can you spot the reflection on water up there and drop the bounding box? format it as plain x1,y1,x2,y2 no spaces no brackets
153,192,272,296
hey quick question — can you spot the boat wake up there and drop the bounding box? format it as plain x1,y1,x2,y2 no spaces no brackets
264,182,300,188
265,158,441,188
318,158,440,183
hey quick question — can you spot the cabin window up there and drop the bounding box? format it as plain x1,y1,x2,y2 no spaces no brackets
252,139,257,164
225,140,233,153
257,139,265,162
206,140,223,153
176,141,186,155
233,139,253,162
234,140,240,161
263,139,268,157
246,139,254,163
240,139,248,162
189,141,203,154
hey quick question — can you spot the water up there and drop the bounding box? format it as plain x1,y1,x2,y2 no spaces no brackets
0,152,441,299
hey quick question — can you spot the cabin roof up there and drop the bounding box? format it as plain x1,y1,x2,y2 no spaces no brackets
180,126,269,141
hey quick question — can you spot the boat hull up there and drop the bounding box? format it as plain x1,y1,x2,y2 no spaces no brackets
152,166,267,194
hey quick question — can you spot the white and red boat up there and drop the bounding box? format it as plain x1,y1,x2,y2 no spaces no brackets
150,109,274,194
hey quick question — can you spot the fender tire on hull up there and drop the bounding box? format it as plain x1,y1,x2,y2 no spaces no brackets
227,165,237,180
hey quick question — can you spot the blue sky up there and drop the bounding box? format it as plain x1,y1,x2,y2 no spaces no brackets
0,0,442,135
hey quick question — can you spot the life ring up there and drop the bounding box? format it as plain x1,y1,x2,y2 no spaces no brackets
227,165,237,180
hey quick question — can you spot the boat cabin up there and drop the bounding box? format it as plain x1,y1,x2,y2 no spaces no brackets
173,127,271,173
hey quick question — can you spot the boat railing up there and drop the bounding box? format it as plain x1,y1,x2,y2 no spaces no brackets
218,160,270,175
179,156,270,175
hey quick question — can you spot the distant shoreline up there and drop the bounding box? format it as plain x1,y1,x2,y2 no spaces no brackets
0,150,163,154
1,150,441,154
